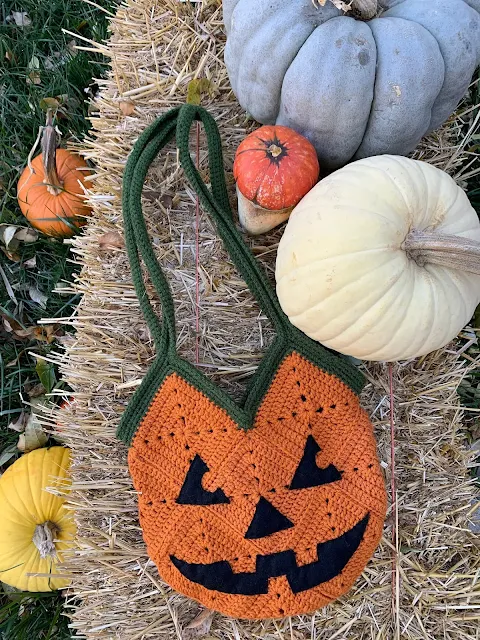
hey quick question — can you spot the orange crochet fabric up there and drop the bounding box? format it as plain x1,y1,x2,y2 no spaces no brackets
128,352,387,620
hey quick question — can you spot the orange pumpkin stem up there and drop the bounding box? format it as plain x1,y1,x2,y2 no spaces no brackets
41,109,63,196
267,144,283,159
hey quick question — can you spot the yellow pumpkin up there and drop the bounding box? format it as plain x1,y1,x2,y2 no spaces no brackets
276,155,480,362
0,447,75,592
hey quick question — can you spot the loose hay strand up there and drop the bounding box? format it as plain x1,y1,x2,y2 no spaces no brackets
53,0,480,637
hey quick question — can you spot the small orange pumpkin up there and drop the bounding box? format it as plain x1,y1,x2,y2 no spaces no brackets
17,111,92,238
233,125,319,235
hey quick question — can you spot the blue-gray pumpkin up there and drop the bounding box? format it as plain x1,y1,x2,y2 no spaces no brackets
224,0,480,170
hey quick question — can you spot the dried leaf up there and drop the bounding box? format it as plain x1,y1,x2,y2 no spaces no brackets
0,226,18,250
2,317,14,333
15,228,38,243
5,50,15,63
0,247,20,262
34,324,62,343
9,11,32,26
182,609,214,640
1,313,28,337
40,97,60,112
28,286,48,309
0,444,18,467
17,410,49,453
0,224,37,249
186,79,213,106
23,256,36,269
35,357,56,393
27,72,41,84
12,327,36,339
25,382,47,398
119,100,136,116
98,231,124,250
27,56,41,85
8,412,28,433
1,582,24,602
1,313,61,344
0,225,37,263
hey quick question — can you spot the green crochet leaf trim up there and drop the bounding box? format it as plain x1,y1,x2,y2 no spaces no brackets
117,104,364,445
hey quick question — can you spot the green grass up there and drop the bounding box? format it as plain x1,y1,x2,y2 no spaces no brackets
0,0,114,444
0,589,72,640
0,0,114,637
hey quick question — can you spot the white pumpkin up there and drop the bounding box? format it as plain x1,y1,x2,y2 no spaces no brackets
275,155,480,361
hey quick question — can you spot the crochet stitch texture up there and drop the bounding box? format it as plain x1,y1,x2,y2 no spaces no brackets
119,104,387,620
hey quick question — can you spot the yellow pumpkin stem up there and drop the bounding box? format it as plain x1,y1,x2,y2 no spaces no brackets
404,230,480,275
352,0,378,19
42,109,63,196
33,521,60,559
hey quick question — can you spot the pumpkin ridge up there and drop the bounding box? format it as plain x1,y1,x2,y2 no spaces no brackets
13,452,42,525
357,268,417,358
0,480,34,524
376,157,416,213
317,264,409,348
53,149,73,181
40,451,61,523
287,252,405,325
32,448,52,523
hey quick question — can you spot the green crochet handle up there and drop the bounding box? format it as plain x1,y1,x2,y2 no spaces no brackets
120,102,365,417
122,103,291,357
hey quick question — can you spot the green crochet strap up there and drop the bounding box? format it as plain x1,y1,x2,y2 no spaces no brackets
123,103,290,358
176,105,290,345
122,107,180,353
119,103,366,444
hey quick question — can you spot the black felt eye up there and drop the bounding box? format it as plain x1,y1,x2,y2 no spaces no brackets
177,454,230,505
289,435,342,489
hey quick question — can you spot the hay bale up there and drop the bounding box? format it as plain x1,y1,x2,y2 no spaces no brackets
53,0,480,637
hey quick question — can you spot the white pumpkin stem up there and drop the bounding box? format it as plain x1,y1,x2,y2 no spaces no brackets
351,0,378,19
33,521,60,559
404,230,480,275
42,109,63,196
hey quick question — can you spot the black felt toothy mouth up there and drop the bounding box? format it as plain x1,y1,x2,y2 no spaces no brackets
171,513,369,595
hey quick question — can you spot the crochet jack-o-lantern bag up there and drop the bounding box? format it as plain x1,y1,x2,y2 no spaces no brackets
118,104,387,620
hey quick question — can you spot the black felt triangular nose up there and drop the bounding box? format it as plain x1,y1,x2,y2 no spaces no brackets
245,497,294,539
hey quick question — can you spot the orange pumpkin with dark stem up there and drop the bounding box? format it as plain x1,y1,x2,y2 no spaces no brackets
17,111,92,238
233,125,319,235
